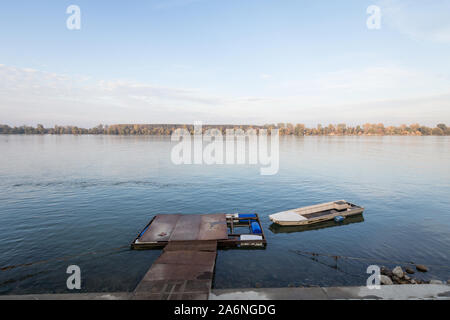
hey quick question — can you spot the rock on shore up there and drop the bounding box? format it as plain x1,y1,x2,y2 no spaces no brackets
405,268,415,274
380,275,393,285
392,266,404,278
378,265,443,286
415,264,428,272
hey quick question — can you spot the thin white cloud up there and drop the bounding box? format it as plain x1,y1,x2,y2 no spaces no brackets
0,64,449,127
276,65,450,104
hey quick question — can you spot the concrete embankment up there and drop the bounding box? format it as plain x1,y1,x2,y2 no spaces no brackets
210,284,450,300
1,284,449,300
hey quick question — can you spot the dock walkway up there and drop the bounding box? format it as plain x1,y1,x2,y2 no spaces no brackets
133,213,229,300
134,241,218,300
132,213,266,300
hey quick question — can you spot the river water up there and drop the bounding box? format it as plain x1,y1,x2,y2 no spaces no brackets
0,135,449,294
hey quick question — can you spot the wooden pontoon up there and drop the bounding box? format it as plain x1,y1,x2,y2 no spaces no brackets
132,213,266,249
269,200,364,226
132,213,266,300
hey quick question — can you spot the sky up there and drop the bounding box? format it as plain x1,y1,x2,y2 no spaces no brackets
0,0,450,127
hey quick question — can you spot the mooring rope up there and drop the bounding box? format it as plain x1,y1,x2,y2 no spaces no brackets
290,249,450,270
292,250,366,279
0,245,130,272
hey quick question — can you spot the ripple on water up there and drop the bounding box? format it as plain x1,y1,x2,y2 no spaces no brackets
0,136,449,293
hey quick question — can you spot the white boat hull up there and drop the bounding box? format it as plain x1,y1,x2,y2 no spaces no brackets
269,200,364,226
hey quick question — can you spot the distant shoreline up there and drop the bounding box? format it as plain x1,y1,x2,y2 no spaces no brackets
1,123,449,136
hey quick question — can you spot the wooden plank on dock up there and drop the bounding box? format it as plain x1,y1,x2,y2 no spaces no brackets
154,250,217,266
198,214,228,241
169,214,228,241
139,214,181,242
169,214,202,241
141,262,215,282
164,240,218,252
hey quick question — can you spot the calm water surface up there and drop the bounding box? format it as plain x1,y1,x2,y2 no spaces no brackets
0,135,449,294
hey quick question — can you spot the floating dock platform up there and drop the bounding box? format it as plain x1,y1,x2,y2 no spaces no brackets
132,213,266,300
132,213,267,249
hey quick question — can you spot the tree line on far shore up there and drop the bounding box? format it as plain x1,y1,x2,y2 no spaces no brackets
0,123,449,136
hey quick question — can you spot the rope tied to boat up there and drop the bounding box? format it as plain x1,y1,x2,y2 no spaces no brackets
290,249,450,270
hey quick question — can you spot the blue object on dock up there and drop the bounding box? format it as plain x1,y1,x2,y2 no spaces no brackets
138,225,150,238
239,214,257,223
251,222,262,234
334,216,345,223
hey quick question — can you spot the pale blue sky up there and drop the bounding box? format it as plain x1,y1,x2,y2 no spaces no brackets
1,0,450,126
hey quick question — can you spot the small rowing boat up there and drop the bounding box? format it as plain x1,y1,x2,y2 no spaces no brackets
269,200,364,226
